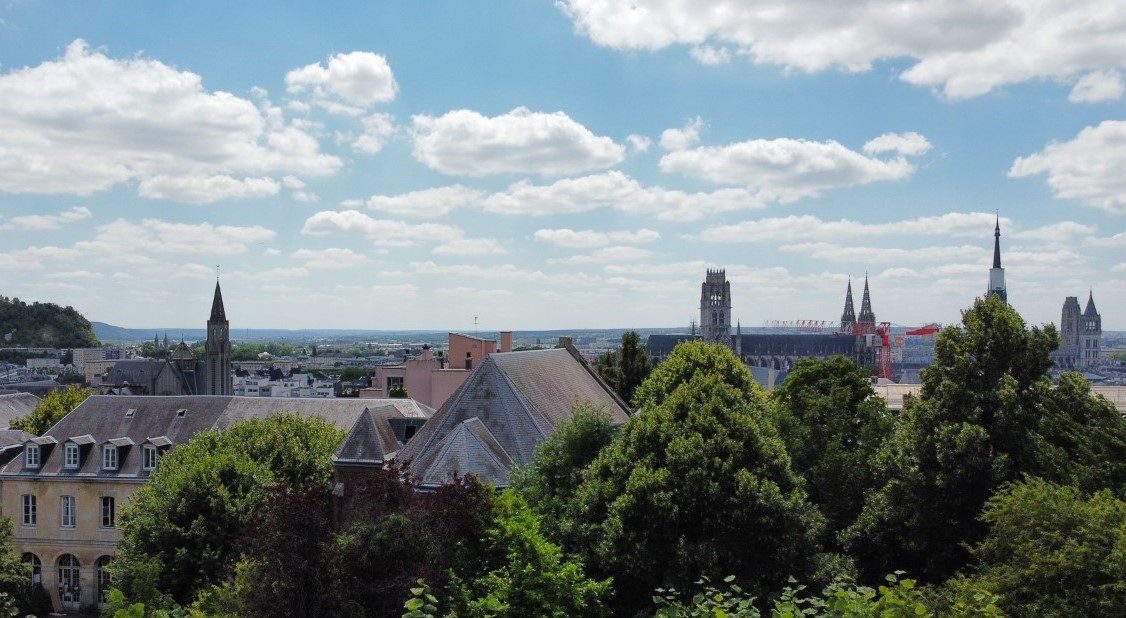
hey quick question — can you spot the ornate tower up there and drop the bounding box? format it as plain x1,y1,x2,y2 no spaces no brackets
204,279,232,395
1060,296,1081,350
1081,290,1102,368
700,269,732,344
857,274,876,330
840,278,856,332
987,215,1007,303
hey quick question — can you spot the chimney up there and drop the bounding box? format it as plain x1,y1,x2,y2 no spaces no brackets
500,331,513,353
556,336,573,349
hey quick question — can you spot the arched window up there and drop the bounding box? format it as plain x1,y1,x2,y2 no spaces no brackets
57,554,81,610
96,556,113,604
20,553,40,586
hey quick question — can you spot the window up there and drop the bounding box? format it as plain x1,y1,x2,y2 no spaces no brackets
175,408,187,418
387,376,404,392
21,554,40,585
102,445,118,470
24,445,39,468
124,408,135,418
101,497,115,528
64,443,80,469
60,496,76,528
142,445,158,471
21,495,36,526
96,556,112,604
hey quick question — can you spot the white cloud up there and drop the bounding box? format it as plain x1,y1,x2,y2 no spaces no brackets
432,239,507,256
137,175,280,203
291,248,367,269
698,212,1006,243
863,132,933,156
412,260,600,286
0,246,80,270
780,242,983,263
481,171,761,220
2,206,91,230
552,246,655,264
1069,70,1125,103
1112,262,1126,273
626,134,652,153
660,134,926,201
0,40,340,201
352,113,396,153
1010,121,1126,214
690,45,731,65
285,51,398,111
1012,221,1098,241
364,185,483,219
410,107,625,176
659,117,703,151
533,228,660,248
558,0,1126,100
75,219,276,255
301,210,463,247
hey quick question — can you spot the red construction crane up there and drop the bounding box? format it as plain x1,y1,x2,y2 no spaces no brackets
875,321,893,380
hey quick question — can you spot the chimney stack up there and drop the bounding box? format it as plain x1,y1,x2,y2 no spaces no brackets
500,331,513,353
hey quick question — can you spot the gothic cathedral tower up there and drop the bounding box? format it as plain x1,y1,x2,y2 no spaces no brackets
204,279,232,395
700,269,732,344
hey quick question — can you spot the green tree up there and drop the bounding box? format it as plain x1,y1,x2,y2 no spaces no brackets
770,357,893,544
10,384,94,435
112,414,344,606
959,478,1126,616
595,331,652,406
0,295,99,348
843,294,1126,583
511,404,617,545
574,342,828,614
446,492,611,618
0,517,50,616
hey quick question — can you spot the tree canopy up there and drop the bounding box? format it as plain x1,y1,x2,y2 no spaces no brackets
112,414,345,606
10,384,93,435
0,295,99,348
595,331,652,406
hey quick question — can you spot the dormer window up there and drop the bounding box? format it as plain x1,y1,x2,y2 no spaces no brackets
102,445,118,471
125,408,136,418
175,409,187,418
142,445,158,471
64,443,80,469
24,445,40,469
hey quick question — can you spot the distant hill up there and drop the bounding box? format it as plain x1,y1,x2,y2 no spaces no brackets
0,296,100,348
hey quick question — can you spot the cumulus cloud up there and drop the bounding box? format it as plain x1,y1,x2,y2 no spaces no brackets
863,132,933,156
690,45,732,65
779,242,983,263
0,246,80,270
410,107,625,176
75,219,276,255
698,212,1005,243
285,51,398,112
431,239,507,256
659,117,703,151
481,171,759,220
412,261,600,287
291,248,367,269
0,40,340,201
2,206,91,230
533,228,661,248
1009,121,1126,213
1069,70,1125,103
352,113,396,153
301,210,464,247
626,134,652,153
137,175,280,203
551,246,654,264
558,0,1126,100
660,134,926,201
364,185,483,219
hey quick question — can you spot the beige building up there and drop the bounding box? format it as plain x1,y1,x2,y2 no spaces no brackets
0,394,433,613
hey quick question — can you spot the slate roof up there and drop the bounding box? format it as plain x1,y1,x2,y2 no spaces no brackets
398,345,631,488
646,333,857,359
0,393,39,428
0,395,434,480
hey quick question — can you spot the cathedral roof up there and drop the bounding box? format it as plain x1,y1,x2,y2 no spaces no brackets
170,340,195,361
1084,290,1099,317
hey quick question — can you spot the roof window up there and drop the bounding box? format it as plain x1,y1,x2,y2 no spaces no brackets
125,408,136,418
175,409,187,418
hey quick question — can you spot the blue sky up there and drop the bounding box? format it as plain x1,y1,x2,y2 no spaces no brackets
0,0,1122,330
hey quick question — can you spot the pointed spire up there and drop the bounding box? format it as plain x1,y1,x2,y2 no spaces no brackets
841,277,856,325
1084,289,1098,317
209,280,227,323
992,213,1002,269
858,274,876,324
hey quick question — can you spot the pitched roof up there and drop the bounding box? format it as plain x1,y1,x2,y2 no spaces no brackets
0,395,433,480
409,417,513,487
0,393,39,428
1084,290,1099,317
398,346,630,488
209,281,227,323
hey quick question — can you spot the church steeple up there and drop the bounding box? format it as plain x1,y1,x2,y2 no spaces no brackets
858,274,876,325
209,280,227,323
1084,289,1098,317
204,269,232,396
840,278,856,328
987,215,1007,303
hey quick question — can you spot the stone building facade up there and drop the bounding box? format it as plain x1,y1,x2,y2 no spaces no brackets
699,269,732,343
1056,291,1103,369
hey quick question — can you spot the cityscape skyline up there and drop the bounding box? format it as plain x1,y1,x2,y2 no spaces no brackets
0,2,1123,330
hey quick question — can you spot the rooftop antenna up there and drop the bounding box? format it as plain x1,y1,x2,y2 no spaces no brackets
474,315,479,338
216,264,220,281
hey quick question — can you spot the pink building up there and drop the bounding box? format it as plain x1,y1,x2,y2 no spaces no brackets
361,332,513,410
